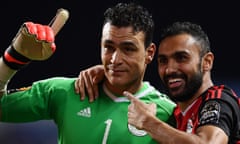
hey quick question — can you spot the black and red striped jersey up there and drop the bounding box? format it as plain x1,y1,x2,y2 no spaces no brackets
173,85,240,144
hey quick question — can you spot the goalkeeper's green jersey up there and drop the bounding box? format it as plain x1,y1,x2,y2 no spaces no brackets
1,77,176,144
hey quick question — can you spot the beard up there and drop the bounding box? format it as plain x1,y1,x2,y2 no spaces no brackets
164,70,203,102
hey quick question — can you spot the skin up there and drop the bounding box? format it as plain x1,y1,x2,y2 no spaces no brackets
125,33,228,144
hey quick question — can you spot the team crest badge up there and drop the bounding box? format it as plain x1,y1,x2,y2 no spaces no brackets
128,124,147,136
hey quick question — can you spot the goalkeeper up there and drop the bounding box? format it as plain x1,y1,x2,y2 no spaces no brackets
0,2,176,144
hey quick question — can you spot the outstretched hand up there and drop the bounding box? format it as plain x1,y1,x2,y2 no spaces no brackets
123,91,157,130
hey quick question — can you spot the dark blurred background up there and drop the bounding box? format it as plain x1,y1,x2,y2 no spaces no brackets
0,0,239,143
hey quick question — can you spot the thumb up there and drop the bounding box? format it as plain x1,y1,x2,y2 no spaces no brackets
149,103,157,115
50,8,69,36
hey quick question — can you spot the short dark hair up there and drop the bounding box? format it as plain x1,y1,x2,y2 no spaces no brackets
103,2,154,48
160,21,211,57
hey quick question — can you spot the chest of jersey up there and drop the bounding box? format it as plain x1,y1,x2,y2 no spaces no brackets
56,94,156,144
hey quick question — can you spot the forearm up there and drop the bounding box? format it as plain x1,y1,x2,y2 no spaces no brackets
0,57,17,97
143,115,204,144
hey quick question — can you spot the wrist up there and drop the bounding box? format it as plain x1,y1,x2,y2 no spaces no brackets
142,114,161,132
0,57,17,97
3,45,31,70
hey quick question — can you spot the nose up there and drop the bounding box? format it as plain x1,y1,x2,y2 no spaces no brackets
110,50,123,64
165,60,177,75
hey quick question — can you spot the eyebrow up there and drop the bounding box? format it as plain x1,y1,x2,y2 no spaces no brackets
104,40,135,47
158,50,189,58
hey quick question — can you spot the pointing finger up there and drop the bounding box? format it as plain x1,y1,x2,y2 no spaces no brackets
123,91,136,101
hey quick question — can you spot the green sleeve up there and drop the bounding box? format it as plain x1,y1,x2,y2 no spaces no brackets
1,77,76,123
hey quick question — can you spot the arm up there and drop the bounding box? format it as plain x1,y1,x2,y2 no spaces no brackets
0,59,16,97
0,9,69,118
0,22,55,120
123,91,228,144
0,22,56,96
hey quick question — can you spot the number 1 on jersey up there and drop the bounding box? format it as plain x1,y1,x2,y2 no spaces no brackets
102,119,112,144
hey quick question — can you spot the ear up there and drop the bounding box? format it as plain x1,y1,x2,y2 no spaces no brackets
145,43,156,64
202,52,214,71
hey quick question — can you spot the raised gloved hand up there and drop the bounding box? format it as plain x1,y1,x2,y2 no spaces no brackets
3,22,56,70
2,8,69,70
14,22,56,60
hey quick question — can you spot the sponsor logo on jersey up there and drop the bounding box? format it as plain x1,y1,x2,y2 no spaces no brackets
77,107,91,117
